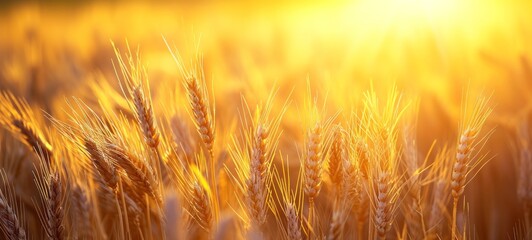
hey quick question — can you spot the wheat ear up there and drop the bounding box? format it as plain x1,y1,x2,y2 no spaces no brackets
0,92,53,163
185,76,215,159
0,189,26,240
131,86,160,149
451,129,476,200
286,203,302,240
450,128,476,239
190,181,213,232
43,172,64,240
328,126,344,196
451,96,491,239
403,126,427,238
327,207,347,240
72,185,92,239
354,139,370,239
356,179,369,239
374,172,392,240
304,122,322,209
84,139,118,190
12,119,53,163
105,144,161,204
246,124,269,227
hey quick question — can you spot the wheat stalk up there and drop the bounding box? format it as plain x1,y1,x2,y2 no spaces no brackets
450,95,491,239
182,72,219,224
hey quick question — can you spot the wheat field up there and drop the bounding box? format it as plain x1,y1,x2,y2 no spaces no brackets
0,1,531,240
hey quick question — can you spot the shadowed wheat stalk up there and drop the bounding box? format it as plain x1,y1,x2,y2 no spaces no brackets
0,174,26,240
35,171,64,240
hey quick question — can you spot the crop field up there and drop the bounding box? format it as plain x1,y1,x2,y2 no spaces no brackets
0,1,531,239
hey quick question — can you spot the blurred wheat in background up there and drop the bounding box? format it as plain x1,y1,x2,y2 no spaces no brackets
0,0,531,239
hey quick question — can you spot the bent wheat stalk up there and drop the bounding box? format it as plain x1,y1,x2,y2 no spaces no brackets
84,139,118,190
0,92,53,164
106,144,161,204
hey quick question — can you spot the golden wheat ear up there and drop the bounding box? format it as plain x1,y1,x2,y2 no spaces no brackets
111,44,166,191
0,91,53,164
105,143,161,205
226,89,287,236
189,180,213,232
177,163,214,238
84,138,118,191
327,125,345,198
165,44,219,226
301,82,337,236
451,93,492,239
164,39,216,161
304,121,323,206
358,86,406,240
130,85,160,149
